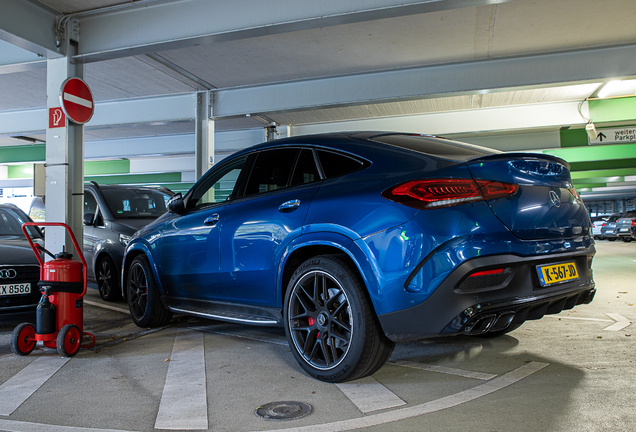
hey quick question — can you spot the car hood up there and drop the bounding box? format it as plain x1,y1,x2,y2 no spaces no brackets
0,236,39,265
111,218,158,235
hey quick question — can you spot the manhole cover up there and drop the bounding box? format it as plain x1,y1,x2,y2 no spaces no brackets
255,401,312,421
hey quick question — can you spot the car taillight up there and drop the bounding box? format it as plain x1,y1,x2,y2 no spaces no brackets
632,219,636,227
383,178,519,210
568,187,582,201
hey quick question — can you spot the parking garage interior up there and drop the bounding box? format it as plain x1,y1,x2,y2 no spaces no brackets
0,1,635,431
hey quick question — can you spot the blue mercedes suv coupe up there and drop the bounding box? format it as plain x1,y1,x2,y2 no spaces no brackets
122,132,595,382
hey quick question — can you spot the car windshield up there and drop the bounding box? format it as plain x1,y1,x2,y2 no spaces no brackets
101,188,171,219
0,207,42,239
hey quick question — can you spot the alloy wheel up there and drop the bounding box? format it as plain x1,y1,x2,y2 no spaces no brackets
288,270,353,370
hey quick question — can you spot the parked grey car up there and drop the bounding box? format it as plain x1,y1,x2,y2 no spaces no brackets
600,214,623,241
616,210,636,242
591,216,609,240
83,182,173,300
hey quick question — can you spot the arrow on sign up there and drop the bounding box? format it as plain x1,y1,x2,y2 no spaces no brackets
603,313,632,331
597,132,607,141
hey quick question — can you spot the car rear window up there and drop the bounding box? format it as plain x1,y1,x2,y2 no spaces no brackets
623,211,636,218
371,134,497,161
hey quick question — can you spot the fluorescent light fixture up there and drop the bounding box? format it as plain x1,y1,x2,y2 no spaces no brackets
597,79,636,98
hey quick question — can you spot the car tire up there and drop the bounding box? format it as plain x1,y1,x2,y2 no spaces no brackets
97,256,121,301
621,237,633,242
607,237,617,241
283,255,395,383
126,255,172,328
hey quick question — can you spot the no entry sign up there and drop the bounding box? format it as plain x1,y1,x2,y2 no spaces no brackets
59,77,94,124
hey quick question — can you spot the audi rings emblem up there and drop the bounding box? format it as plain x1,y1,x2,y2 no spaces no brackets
549,190,561,208
0,269,17,279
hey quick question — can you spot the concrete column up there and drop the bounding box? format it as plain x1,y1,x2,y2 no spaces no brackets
44,17,84,255
195,91,214,180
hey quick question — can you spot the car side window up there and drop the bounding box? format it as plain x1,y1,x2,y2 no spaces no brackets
316,150,364,178
290,149,321,187
83,191,103,225
84,191,97,216
244,149,298,196
188,156,247,209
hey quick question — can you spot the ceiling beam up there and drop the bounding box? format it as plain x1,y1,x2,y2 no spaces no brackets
0,0,60,58
74,0,518,62
0,93,197,136
213,43,636,118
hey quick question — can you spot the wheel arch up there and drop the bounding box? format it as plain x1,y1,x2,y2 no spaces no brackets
121,241,164,298
278,235,381,314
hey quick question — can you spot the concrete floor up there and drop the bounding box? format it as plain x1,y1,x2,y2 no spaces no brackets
0,240,633,432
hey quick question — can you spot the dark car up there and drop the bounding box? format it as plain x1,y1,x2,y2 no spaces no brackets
0,204,44,315
122,132,595,382
83,182,173,301
600,214,623,241
616,210,636,242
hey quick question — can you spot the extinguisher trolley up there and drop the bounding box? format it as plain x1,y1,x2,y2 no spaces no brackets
11,222,95,357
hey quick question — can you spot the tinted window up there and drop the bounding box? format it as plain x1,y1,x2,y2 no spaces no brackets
101,188,171,219
372,134,496,161
290,149,321,186
623,211,636,218
189,156,246,209
84,191,97,215
244,149,298,196
316,150,364,178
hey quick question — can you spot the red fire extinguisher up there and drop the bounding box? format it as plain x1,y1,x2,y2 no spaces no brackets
11,222,95,357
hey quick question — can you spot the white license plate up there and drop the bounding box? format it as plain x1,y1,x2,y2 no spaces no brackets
620,228,629,232
0,283,31,296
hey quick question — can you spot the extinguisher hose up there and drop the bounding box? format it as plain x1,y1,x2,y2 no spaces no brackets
35,243,56,260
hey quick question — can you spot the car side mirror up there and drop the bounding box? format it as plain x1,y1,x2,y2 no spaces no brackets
167,193,185,213
83,213,94,226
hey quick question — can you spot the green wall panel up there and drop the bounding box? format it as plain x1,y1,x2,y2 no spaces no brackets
7,164,34,179
0,145,45,163
569,158,636,172
85,172,181,185
589,97,636,123
559,128,588,148
542,143,636,163
85,159,130,175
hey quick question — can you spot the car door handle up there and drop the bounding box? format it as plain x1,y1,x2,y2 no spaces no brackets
204,214,220,225
279,199,301,213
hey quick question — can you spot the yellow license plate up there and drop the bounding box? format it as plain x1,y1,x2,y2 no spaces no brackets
536,262,579,287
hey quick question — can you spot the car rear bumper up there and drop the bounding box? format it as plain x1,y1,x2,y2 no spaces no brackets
377,246,595,342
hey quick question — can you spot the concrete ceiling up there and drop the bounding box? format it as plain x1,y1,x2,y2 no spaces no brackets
1,0,636,204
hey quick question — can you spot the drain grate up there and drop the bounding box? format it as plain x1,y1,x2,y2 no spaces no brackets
255,401,312,421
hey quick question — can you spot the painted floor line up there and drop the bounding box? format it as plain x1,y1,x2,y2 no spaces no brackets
389,360,497,381
0,419,138,432
84,300,130,314
603,313,632,331
0,356,70,416
154,328,208,430
336,376,406,413
545,315,613,322
189,326,289,346
253,361,550,432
